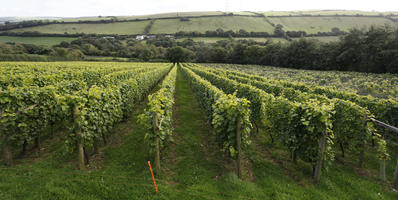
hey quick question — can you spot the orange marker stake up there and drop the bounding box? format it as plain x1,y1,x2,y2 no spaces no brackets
148,161,159,194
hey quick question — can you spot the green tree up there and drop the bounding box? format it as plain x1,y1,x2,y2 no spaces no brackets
274,24,286,38
165,47,194,64
139,48,153,61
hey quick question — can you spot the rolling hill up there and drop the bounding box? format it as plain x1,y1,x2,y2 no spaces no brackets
0,10,397,46
267,16,396,34
149,16,275,34
7,20,150,35
1,10,397,35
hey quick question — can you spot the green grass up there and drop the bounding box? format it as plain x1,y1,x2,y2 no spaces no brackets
178,36,336,43
293,36,340,42
295,10,398,16
5,11,398,36
59,11,227,22
235,37,289,43
176,37,231,43
0,36,77,46
260,10,398,16
268,16,397,34
60,17,115,22
118,11,226,20
232,11,258,16
247,132,398,199
8,21,150,35
149,16,275,34
161,67,225,198
0,65,397,199
177,37,288,43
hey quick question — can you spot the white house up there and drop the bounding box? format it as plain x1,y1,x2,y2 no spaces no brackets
136,35,145,41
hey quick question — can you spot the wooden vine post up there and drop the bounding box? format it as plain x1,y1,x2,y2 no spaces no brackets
359,114,367,168
93,139,100,154
370,117,398,188
236,115,242,179
50,121,55,138
393,158,398,190
35,133,41,155
380,159,387,181
1,109,13,166
73,106,85,170
152,112,161,175
313,134,326,183
2,135,13,166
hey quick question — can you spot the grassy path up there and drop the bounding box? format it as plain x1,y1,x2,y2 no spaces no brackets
162,68,267,199
162,68,223,199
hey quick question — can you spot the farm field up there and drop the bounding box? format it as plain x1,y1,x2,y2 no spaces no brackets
259,10,398,16
267,16,397,33
176,37,289,43
2,11,398,36
0,17,62,24
118,11,226,20
16,11,227,23
0,62,398,199
232,11,258,16
292,36,340,42
149,16,275,34
4,10,397,24
6,21,150,35
0,36,77,46
60,16,116,22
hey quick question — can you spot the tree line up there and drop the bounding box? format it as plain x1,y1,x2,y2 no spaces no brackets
1,25,397,73
0,25,347,39
175,26,346,39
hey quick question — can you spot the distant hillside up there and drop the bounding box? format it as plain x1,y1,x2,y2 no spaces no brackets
0,10,397,36
266,16,395,34
0,16,62,23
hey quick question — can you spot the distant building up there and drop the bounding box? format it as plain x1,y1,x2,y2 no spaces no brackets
165,35,174,38
136,35,157,41
136,35,145,41
102,36,115,39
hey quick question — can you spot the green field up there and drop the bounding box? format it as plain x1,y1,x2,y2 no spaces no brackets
260,10,398,16
235,37,288,43
50,12,228,22
118,11,226,20
267,16,397,33
177,37,289,43
178,36,336,43
6,10,396,23
0,17,62,23
7,21,150,35
60,16,115,22
296,10,398,16
0,36,77,46
3,11,398,36
293,36,340,42
232,11,258,16
149,16,275,34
